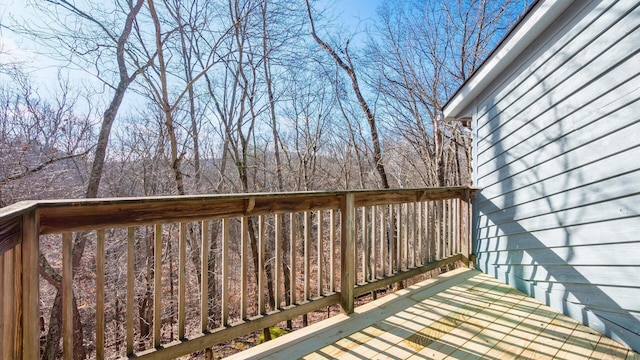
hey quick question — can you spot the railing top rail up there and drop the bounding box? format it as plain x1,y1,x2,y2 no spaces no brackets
0,200,38,254
0,186,476,235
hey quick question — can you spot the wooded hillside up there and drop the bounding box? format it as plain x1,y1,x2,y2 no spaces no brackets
0,0,527,358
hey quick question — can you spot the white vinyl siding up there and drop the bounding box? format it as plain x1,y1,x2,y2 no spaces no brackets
472,0,640,351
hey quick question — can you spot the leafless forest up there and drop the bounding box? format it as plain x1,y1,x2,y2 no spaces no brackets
1,0,527,358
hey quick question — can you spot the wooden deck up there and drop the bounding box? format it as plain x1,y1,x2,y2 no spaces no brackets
227,268,639,360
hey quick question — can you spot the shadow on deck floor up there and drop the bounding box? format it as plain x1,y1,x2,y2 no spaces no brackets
225,268,639,360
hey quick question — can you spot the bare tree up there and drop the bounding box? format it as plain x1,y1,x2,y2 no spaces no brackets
305,0,390,189
367,0,522,185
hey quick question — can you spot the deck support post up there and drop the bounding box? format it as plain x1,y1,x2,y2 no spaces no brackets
340,194,355,314
460,189,476,267
22,210,40,360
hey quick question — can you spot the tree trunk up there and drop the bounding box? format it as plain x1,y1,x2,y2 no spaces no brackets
305,0,390,189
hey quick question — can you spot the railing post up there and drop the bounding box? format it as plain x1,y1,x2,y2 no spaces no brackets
460,189,472,267
340,193,355,314
22,210,40,359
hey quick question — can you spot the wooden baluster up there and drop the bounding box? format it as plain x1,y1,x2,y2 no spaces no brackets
394,204,402,272
417,202,423,267
371,206,377,281
0,254,4,358
96,230,105,359
221,219,229,326
290,213,297,306
2,249,14,359
390,205,395,276
317,210,323,296
19,211,38,360
62,232,73,360
329,209,336,293
178,223,187,339
453,199,459,255
361,206,367,284
126,228,135,356
380,205,387,277
258,215,265,315
153,224,163,348
304,211,311,301
241,217,248,320
403,204,409,270
274,214,281,308
461,190,471,266
410,202,415,269
447,199,453,257
201,221,209,332
436,201,442,261
340,194,355,314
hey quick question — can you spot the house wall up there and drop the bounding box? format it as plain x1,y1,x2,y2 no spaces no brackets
472,0,640,351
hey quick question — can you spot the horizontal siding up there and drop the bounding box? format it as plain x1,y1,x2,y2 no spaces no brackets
477,78,640,186
472,0,640,352
498,264,640,288
476,0,640,138
480,242,640,267
476,217,639,251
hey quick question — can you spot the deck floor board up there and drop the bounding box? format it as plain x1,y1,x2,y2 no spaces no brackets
225,268,638,360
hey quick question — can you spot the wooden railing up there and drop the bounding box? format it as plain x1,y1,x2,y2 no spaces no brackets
0,187,474,360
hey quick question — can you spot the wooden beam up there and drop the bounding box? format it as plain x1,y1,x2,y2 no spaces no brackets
221,219,229,326
21,210,39,360
96,230,105,359
62,233,73,360
2,248,16,360
35,187,472,234
0,201,36,256
201,220,209,332
178,223,187,339
132,294,340,360
126,227,135,356
241,217,248,320
340,194,355,314
353,254,463,297
274,214,282,308
154,224,162,348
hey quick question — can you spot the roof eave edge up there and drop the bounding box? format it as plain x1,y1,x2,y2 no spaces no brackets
442,0,574,120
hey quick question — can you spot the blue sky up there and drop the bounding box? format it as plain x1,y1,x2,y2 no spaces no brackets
331,0,383,30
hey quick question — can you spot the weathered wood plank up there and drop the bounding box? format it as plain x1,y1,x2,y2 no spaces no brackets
2,249,16,360
554,322,600,359
0,255,4,360
153,224,162,348
340,194,355,314
274,214,281,308
0,216,22,256
62,233,73,360
258,215,265,315
132,294,340,360
590,335,631,360
241,217,248,320
330,209,336,293
178,222,186,339
1,187,477,359
317,210,324,296
353,255,462,297
35,187,471,234
221,219,229,326
96,230,105,359
290,212,297,306
0,201,36,256
200,220,209,332
21,210,39,359
126,227,135,355
304,211,311,301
